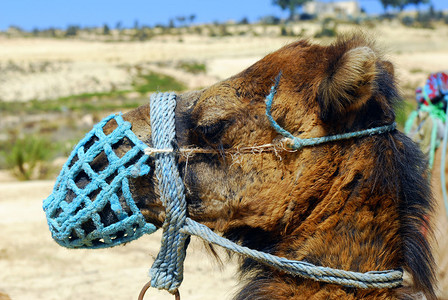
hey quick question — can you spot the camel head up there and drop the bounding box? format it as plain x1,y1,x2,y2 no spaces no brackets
124,36,399,229
54,35,436,299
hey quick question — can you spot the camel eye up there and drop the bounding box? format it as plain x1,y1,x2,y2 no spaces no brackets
196,120,230,143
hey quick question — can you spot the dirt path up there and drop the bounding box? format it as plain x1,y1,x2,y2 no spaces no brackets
0,180,238,300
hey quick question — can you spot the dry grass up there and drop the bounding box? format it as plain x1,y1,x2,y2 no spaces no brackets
1,22,448,102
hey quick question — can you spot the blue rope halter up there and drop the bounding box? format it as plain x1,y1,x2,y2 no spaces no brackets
146,88,400,293
44,79,401,296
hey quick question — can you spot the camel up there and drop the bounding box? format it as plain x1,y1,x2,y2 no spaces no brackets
430,149,448,299
53,35,437,299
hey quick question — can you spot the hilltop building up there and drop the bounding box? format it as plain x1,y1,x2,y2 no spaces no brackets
304,1,361,19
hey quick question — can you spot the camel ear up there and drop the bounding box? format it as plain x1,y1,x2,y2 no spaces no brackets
382,60,394,77
318,46,377,122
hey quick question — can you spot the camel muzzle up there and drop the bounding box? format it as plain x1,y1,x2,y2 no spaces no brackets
43,113,157,249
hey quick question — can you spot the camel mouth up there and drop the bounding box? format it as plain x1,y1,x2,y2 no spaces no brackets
58,151,157,246
43,113,157,249
66,147,156,220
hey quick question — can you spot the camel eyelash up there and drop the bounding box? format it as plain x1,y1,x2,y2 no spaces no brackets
196,120,231,141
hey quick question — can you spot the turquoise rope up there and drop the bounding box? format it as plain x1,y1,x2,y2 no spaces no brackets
429,117,438,169
404,110,419,135
427,103,447,167
404,101,448,212
404,104,444,169
265,74,396,149
440,97,448,218
181,218,403,289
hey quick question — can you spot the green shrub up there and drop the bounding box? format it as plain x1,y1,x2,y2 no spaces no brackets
410,68,424,74
65,25,80,37
314,19,338,38
314,27,337,38
401,16,415,27
177,61,206,74
3,136,54,180
415,11,435,29
133,72,186,94
133,28,153,41
395,99,417,130
280,25,288,36
259,15,281,25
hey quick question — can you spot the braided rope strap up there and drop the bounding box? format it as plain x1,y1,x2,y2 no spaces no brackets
149,92,189,293
265,73,397,150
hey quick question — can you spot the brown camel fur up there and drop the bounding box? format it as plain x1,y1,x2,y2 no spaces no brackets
78,34,436,299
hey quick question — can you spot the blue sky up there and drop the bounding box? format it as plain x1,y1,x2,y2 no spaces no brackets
1,0,446,31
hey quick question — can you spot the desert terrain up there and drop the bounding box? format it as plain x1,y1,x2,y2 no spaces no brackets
1,21,448,299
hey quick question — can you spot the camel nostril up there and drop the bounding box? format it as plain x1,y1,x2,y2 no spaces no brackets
98,202,120,226
74,170,90,189
67,155,158,230
112,137,135,158
90,152,108,173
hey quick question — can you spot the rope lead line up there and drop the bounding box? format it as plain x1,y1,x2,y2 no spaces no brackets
147,87,403,293
181,219,403,289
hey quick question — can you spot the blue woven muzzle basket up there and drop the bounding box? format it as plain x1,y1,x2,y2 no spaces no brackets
43,113,156,249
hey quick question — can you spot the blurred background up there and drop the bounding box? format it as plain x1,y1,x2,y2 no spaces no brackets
0,0,447,181
0,0,448,299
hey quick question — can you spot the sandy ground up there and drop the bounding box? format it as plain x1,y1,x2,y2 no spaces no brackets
0,179,239,300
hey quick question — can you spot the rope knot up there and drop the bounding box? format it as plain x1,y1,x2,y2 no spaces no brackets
280,137,304,150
